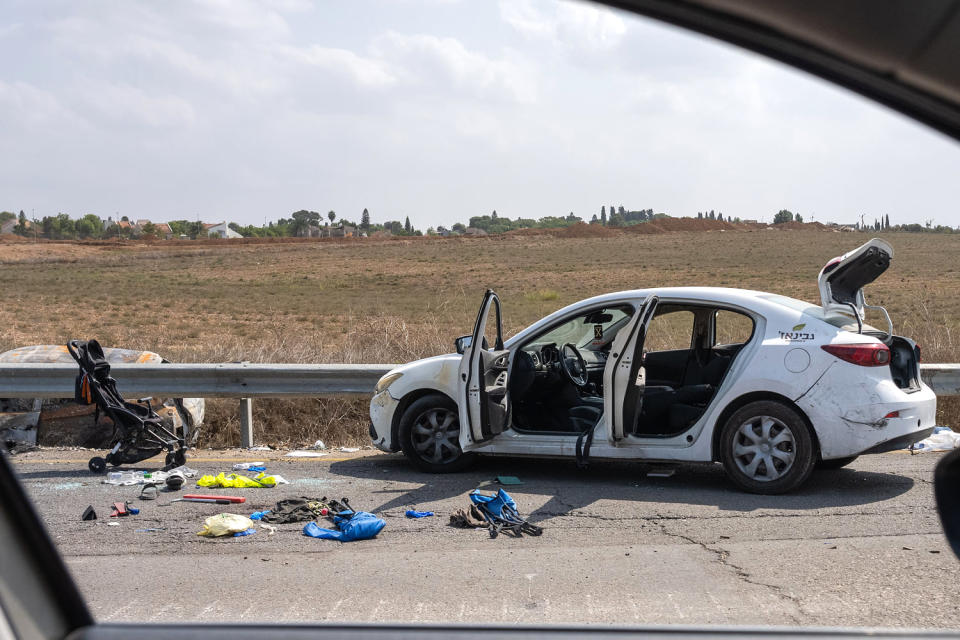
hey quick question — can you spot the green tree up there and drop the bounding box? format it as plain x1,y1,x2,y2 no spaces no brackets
404,216,412,233
328,210,336,225
795,213,803,223
0,211,14,225
140,221,158,237
291,210,320,237
491,210,498,219
77,214,104,239
452,222,466,234
361,208,370,230
14,210,28,235
773,209,794,224
600,207,607,225
607,212,625,227
885,213,890,229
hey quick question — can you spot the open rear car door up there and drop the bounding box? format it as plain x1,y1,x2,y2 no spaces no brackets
603,295,659,443
458,289,511,452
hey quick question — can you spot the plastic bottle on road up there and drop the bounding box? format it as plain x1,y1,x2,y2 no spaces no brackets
232,462,266,470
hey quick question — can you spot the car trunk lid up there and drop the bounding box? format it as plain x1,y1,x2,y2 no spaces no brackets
818,238,893,320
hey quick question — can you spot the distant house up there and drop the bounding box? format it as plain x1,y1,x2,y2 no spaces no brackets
206,222,242,239
1,218,17,235
436,226,451,237
153,223,173,239
330,224,356,238
464,227,488,237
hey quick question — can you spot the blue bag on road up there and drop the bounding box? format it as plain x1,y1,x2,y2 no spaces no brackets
405,509,435,518
303,511,385,542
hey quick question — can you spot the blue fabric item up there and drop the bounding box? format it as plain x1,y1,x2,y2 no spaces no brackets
405,509,435,518
127,506,140,515
233,528,256,537
248,466,266,472
249,510,271,521
303,511,386,542
469,489,516,518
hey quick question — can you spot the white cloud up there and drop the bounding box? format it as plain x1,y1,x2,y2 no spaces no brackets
500,0,626,52
75,83,197,128
277,45,398,89
373,32,538,103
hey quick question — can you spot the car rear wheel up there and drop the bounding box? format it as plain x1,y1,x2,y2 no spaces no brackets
817,455,858,470
399,394,475,473
720,400,815,494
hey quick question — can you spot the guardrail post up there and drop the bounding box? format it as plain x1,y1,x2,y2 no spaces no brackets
239,398,254,448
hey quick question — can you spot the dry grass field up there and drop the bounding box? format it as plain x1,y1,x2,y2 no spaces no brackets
2,228,958,447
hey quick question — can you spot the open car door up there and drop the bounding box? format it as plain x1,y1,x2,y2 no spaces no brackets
458,289,511,452
603,296,659,443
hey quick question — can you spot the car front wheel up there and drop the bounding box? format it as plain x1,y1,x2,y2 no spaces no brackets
719,400,816,494
398,394,475,473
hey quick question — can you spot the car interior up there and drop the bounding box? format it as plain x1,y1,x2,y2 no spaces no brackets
507,302,754,437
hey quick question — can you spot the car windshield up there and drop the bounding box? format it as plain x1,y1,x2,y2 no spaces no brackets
526,305,633,350
3,0,960,635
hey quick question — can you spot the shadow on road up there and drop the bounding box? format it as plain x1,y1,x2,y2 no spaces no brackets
329,454,914,518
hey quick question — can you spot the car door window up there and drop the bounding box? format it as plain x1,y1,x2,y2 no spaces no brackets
644,308,696,352
714,309,754,347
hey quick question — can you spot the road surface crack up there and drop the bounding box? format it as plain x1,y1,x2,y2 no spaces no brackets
654,519,807,625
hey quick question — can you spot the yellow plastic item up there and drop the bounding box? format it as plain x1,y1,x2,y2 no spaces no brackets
195,472,286,488
196,513,254,537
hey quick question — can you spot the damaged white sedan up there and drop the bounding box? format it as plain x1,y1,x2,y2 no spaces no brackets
369,239,935,494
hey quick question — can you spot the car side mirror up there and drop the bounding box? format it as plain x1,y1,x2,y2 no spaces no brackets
934,447,960,560
455,335,473,354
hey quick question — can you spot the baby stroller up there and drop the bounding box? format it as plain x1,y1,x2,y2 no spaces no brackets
68,339,187,473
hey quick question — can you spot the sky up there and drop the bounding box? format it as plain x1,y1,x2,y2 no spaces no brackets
2,0,959,229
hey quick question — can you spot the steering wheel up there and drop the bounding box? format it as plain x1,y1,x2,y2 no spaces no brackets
560,343,589,387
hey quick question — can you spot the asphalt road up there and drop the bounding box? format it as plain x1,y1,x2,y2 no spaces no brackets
11,448,960,629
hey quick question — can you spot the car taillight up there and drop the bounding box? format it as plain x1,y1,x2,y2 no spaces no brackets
821,343,890,366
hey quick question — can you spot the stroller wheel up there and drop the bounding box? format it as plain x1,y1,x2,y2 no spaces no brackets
106,454,122,467
165,450,187,468
88,457,107,474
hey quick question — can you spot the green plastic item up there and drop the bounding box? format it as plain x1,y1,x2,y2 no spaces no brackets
496,475,523,485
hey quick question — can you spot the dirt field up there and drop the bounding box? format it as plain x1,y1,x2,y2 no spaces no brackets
2,228,958,446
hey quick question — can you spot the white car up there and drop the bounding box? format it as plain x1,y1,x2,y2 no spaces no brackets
369,239,935,493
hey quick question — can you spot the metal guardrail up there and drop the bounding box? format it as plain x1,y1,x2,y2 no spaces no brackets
1,362,957,447
0,363,398,399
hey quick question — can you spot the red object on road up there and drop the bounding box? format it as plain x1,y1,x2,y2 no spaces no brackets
184,494,246,504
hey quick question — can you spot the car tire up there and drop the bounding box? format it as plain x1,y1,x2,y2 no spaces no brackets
719,400,815,494
399,394,475,473
817,455,858,470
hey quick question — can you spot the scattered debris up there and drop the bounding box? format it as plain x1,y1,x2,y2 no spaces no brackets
233,528,257,537
312,440,326,450
285,450,328,458
81,505,97,521
196,472,288,488
107,522,120,527
907,427,960,452
197,513,255,537
261,498,331,524
135,528,165,533
247,446,272,451
104,465,197,486
166,475,185,491
646,466,677,478
110,501,139,517
261,524,277,536
233,462,266,470
303,511,385,542
496,476,523,486
139,484,159,500
405,509,435,518
250,510,272,521
340,447,360,453
449,505,487,529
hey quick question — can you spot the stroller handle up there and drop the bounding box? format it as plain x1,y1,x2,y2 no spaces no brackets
66,339,84,364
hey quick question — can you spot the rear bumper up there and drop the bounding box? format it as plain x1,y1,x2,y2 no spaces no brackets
798,372,938,459
859,426,935,455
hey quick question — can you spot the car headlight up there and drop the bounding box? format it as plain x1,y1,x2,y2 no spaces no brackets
374,372,403,394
